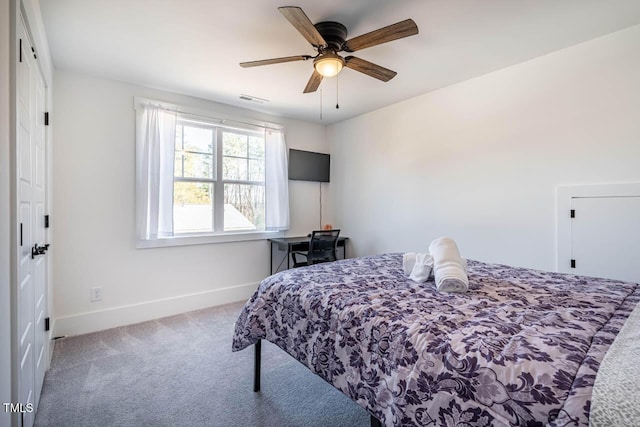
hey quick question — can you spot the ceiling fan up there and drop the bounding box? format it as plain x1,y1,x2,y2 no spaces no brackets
240,6,419,93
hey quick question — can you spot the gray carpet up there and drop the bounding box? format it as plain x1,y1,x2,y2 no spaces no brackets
35,302,369,427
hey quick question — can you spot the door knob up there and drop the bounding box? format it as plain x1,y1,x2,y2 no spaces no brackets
31,243,50,259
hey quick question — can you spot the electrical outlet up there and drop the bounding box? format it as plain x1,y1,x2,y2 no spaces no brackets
90,287,102,302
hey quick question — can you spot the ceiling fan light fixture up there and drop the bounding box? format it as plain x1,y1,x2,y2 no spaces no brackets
240,7,418,93
314,53,345,77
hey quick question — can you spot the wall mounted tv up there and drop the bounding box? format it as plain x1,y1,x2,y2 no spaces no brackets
288,149,330,182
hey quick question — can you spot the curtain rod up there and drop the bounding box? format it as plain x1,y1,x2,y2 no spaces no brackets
135,97,284,132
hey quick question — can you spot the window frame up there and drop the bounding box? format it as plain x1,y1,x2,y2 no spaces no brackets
173,116,267,236
173,118,217,234
134,97,284,248
219,128,266,233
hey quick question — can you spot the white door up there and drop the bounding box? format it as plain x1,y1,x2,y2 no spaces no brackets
571,196,640,283
17,16,48,427
32,36,48,407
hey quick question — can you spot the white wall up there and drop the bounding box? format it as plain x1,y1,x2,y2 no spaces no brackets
284,123,331,235
329,25,640,271
52,70,328,336
1,0,13,424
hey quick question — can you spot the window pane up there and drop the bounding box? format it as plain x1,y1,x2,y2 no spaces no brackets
183,152,213,179
223,132,247,157
248,136,264,159
223,157,247,181
248,159,264,182
183,126,213,153
174,152,183,177
174,182,213,233
224,184,265,231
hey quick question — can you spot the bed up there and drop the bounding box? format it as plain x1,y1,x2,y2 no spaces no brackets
232,253,640,426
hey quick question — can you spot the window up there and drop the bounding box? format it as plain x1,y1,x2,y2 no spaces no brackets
221,130,265,231
173,119,266,234
173,121,216,233
135,99,289,246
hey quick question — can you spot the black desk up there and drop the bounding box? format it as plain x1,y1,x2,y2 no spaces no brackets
268,236,349,274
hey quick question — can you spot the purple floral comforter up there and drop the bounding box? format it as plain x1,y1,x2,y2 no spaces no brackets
232,254,639,426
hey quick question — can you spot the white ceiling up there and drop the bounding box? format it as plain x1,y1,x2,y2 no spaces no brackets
39,0,640,124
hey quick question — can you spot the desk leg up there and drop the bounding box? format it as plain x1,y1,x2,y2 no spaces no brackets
287,245,290,270
270,242,273,275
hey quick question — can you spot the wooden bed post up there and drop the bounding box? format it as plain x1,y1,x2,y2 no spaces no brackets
370,415,383,427
253,339,261,392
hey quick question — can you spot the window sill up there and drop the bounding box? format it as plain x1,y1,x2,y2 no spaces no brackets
136,230,284,249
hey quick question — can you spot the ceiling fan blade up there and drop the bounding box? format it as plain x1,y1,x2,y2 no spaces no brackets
303,69,323,93
345,56,397,82
240,55,311,68
344,19,418,52
278,6,327,47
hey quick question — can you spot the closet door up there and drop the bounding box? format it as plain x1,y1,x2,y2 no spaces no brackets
32,45,48,407
16,15,49,427
570,196,640,283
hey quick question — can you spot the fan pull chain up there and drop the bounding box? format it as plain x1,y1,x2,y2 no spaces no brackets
320,88,323,120
336,74,340,109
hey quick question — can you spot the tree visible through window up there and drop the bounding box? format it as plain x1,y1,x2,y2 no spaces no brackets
173,118,265,233
222,132,265,231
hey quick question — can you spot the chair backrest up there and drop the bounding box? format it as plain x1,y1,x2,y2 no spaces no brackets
307,229,341,265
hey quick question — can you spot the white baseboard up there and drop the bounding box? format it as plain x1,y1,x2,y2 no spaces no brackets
53,282,258,337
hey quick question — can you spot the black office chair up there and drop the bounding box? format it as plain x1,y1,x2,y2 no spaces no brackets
292,229,341,268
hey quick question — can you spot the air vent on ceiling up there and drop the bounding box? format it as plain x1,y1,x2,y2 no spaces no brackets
239,94,269,104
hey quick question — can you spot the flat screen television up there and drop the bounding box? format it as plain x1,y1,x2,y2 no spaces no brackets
288,149,330,182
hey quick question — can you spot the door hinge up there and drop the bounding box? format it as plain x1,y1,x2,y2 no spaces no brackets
45,317,50,332
19,39,22,62
570,209,575,218
31,45,36,60
44,112,49,126
20,223,23,246
45,215,50,228
570,259,576,269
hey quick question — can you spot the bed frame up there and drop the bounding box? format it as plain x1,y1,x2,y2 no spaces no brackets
252,339,383,427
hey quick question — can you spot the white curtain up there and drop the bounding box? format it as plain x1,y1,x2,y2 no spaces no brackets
136,105,177,240
265,129,290,231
